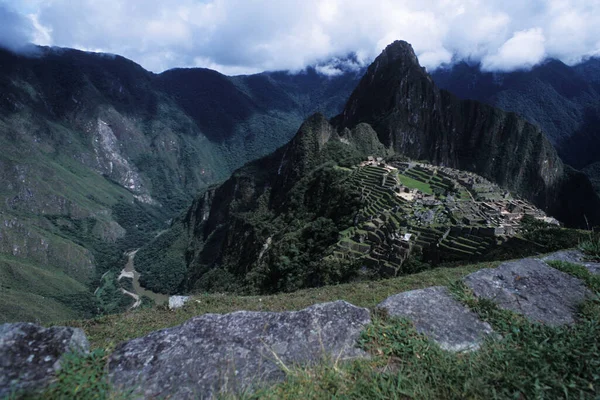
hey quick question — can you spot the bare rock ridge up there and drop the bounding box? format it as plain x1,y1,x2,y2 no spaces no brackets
333,40,600,227
1,251,596,398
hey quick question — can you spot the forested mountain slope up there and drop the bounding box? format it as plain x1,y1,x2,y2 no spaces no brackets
139,41,600,297
431,58,600,193
0,46,362,323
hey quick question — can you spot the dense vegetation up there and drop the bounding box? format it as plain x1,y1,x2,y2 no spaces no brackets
139,138,594,297
580,236,600,261
136,139,372,294
3,42,600,326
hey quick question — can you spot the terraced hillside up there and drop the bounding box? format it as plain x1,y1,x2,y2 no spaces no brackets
331,159,554,275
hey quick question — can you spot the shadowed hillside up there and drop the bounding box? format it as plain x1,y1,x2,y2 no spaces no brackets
432,58,600,191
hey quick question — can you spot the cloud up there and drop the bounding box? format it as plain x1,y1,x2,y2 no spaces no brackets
0,2,36,52
482,28,546,71
314,55,365,77
8,0,599,74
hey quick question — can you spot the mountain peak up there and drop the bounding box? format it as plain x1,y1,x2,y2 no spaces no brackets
379,40,419,66
332,40,432,144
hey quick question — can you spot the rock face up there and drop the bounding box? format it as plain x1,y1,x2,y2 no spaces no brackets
108,301,371,399
377,286,495,352
542,250,600,275
431,59,600,172
464,259,591,326
0,323,89,397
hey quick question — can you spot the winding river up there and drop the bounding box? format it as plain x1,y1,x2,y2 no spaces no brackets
118,250,169,308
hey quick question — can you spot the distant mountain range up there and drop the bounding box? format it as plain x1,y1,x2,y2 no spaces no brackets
431,58,600,193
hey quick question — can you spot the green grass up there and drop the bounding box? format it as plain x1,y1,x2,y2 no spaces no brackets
255,268,600,400
34,256,600,399
546,260,600,293
39,349,118,400
0,254,90,323
580,237,600,261
65,262,495,349
0,290,80,324
257,307,600,399
397,174,433,194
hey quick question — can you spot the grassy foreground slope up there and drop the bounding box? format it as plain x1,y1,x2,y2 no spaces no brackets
66,262,493,348
39,251,600,399
258,260,600,400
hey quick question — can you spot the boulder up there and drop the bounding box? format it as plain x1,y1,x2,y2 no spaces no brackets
464,259,591,326
377,286,495,351
108,301,370,399
0,323,89,397
541,250,600,275
168,295,191,309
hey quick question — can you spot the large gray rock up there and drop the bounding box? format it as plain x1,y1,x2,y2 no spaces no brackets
0,323,89,397
377,286,495,352
541,250,600,275
464,259,591,326
108,301,371,399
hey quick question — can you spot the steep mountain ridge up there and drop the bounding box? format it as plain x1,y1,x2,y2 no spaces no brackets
431,58,600,190
137,114,387,294
335,41,600,225
139,41,600,298
0,46,362,323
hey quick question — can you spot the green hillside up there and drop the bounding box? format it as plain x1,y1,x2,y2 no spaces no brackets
0,47,362,323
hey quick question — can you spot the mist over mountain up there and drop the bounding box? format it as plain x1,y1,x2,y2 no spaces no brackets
4,1,600,397
1,38,599,325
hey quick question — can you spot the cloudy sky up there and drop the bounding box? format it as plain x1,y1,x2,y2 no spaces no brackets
1,0,599,75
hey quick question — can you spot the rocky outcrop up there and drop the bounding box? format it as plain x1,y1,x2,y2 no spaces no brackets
0,323,89,397
464,258,591,326
377,286,495,352
108,301,370,399
542,249,600,275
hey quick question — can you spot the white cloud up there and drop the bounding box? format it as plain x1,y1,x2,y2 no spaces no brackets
482,28,547,71
314,56,365,76
315,65,345,77
3,0,599,74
